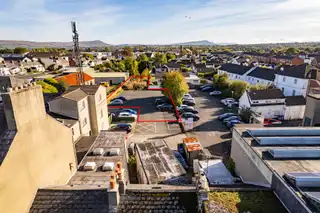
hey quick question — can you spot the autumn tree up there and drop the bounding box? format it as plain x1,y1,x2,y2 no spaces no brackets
137,53,149,62
161,72,189,105
229,80,248,99
124,57,139,76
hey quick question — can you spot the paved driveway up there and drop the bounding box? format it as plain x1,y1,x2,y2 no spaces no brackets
184,89,231,158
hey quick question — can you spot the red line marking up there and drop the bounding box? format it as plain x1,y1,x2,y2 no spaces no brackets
108,75,181,123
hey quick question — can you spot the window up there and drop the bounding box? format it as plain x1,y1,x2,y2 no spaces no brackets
294,79,298,84
80,101,85,111
82,118,87,127
257,80,259,83
292,90,296,96
283,77,286,82
100,109,103,118
282,87,284,92
71,128,74,136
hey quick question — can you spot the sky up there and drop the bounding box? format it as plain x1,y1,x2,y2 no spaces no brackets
1,0,320,45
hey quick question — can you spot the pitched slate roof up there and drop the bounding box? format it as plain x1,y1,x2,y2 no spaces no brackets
194,63,206,69
30,189,115,213
285,96,306,106
275,64,308,79
166,63,180,69
55,72,94,86
248,89,285,100
247,67,275,81
117,190,198,213
220,63,252,75
61,88,88,102
66,85,100,95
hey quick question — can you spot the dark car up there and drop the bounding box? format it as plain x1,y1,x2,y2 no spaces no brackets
116,96,127,101
119,109,137,115
110,123,132,133
201,87,215,92
182,100,196,106
179,107,199,114
155,98,171,105
199,84,212,90
223,116,240,123
157,103,174,111
181,112,200,121
218,113,236,120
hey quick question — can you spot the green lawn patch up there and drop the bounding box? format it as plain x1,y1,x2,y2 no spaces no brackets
208,191,287,213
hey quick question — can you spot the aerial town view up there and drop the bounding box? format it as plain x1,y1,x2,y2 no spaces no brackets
1,0,320,213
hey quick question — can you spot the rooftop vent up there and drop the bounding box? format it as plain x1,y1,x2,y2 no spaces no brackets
247,129,320,137
83,162,96,171
102,162,115,171
109,148,120,156
267,148,320,159
256,136,320,146
285,172,320,187
93,148,104,156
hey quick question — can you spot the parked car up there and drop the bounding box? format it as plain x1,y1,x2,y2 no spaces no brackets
119,109,137,115
218,113,236,120
116,96,127,101
201,87,215,92
209,91,222,96
227,120,243,128
264,118,282,126
110,123,132,133
177,104,193,111
183,94,193,99
227,101,239,108
183,97,195,103
181,112,200,121
221,98,235,105
223,116,240,123
155,98,170,105
117,112,137,119
199,84,212,90
179,107,199,114
109,99,124,105
182,100,196,106
157,103,174,111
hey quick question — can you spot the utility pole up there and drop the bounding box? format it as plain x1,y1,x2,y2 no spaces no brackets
71,21,84,85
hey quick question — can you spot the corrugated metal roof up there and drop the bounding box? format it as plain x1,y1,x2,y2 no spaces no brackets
267,148,320,159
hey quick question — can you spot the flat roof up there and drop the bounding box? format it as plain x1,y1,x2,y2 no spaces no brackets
234,126,320,176
68,131,127,188
135,140,186,184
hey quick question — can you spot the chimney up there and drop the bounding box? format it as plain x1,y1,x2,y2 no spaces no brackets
2,83,46,130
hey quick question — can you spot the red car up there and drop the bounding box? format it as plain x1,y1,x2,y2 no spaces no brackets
264,118,282,126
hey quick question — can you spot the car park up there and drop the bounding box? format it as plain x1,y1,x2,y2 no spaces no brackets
110,123,132,133
181,112,200,121
221,98,235,105
223,116,240,123
227,120,243,128
182,100,196,106
209,91,222,96
157,103,174,111
264,118,282,126
218,113,236,120
183,97,195,102
109,99,124,105
177,105,193,111
119,109,137,115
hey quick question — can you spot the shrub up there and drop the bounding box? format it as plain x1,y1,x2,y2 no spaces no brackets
36,81,59,93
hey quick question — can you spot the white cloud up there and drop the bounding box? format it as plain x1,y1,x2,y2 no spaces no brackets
0,0,320,44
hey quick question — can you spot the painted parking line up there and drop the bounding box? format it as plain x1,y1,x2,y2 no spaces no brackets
134,122,156,134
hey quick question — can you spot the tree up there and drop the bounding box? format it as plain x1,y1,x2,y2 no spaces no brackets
213,73,229,90
141,68,150,78
161,72,189,106
229,80,248,99
83,53,94,60
122,46,133,57
153,53,167,65
285,47,299,55
36,81,58,93
57,80,69,92
14,47,28,54
113,60,126,72
137,53,149,62
44,78,68,93
0,48,14,54
239,106,254,123
104,46,111,52
249,84,267,91
124,57,139,76
138,60,151,73
166,53,176,62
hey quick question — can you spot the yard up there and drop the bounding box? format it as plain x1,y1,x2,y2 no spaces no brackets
206,191,287,213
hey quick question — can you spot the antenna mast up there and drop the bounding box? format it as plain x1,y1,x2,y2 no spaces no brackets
71,21,84,85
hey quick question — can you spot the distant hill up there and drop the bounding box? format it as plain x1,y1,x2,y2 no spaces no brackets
0,40,109,49
172,40,216,46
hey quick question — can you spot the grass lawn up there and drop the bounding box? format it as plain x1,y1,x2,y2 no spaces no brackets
207,191,287,213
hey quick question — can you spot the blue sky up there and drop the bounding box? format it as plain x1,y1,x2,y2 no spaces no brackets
1,0,320,44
